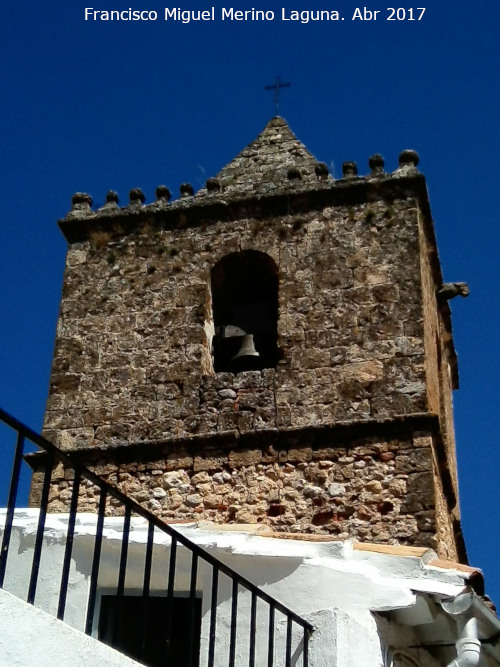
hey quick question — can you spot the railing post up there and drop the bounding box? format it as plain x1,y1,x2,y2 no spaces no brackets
285,616,293,667
268,603,275,667
187,552,198,667
208,566,219,667
249,590,257,667
164,535,177,664
57,467,82,620
303,626,310,667
116,503,132,596
138,521,155,662
85,486,107,635
0,431,25,588
229,578,239,667
27,449,54,605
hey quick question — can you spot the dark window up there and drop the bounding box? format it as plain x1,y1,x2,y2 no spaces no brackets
98,595,202,667
211,250,280,373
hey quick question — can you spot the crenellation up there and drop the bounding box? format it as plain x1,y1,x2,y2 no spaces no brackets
397,149,420,173
155,184,171,201
180,182,194,197
368,153,385,175
62,161,428,231
128,188,145,205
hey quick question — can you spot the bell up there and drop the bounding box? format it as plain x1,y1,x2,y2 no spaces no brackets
231,334,260,370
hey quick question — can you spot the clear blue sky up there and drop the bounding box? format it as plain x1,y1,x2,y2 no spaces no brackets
1,0,499,602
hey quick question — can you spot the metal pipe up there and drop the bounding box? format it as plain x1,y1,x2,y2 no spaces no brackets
441,595,482,667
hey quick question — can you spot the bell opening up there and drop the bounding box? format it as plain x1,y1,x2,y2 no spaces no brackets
211,251,280,374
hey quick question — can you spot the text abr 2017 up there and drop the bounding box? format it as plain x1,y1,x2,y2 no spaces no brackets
353,7,426,20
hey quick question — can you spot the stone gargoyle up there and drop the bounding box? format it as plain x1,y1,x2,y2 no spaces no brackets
437,282,470,300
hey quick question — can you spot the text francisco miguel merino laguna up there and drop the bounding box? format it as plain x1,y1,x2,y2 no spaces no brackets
84,7,361,22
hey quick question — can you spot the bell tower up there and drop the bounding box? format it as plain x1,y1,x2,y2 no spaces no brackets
39,117,467,561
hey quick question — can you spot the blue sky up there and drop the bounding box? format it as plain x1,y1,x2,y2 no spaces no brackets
1,0,499,602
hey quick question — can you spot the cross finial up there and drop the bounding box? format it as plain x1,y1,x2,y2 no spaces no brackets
265,76,291,114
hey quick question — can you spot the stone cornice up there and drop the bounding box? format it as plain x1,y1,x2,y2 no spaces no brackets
59,171,426,243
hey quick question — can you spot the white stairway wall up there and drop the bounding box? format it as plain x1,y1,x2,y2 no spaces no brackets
0,587,141,667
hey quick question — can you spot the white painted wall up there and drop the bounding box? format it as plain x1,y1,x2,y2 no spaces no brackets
0,587,141,667
0,510,473,666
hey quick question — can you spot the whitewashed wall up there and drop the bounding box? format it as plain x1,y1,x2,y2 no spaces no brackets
0,510,470,666
0,587,141,667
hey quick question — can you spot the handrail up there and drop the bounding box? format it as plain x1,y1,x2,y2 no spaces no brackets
0,406,313,666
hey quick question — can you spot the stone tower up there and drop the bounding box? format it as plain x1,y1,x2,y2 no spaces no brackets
39,117,466,561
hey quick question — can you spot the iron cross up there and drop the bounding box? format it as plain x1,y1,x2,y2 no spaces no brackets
265,77,291,114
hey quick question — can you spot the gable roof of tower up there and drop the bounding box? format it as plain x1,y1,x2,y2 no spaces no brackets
210,116,333,196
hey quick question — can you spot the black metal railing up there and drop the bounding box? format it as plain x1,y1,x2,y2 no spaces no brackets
0,407,313,667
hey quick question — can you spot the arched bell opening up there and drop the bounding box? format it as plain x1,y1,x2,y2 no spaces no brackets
210,250,280,373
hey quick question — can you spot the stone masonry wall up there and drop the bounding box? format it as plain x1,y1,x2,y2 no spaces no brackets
431,437,459,560
417,208,460,508
36,428,442,550
38,117,463,557
43,196,428,451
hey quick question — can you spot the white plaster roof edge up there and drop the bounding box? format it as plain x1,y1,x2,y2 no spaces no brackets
2,510,478,600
